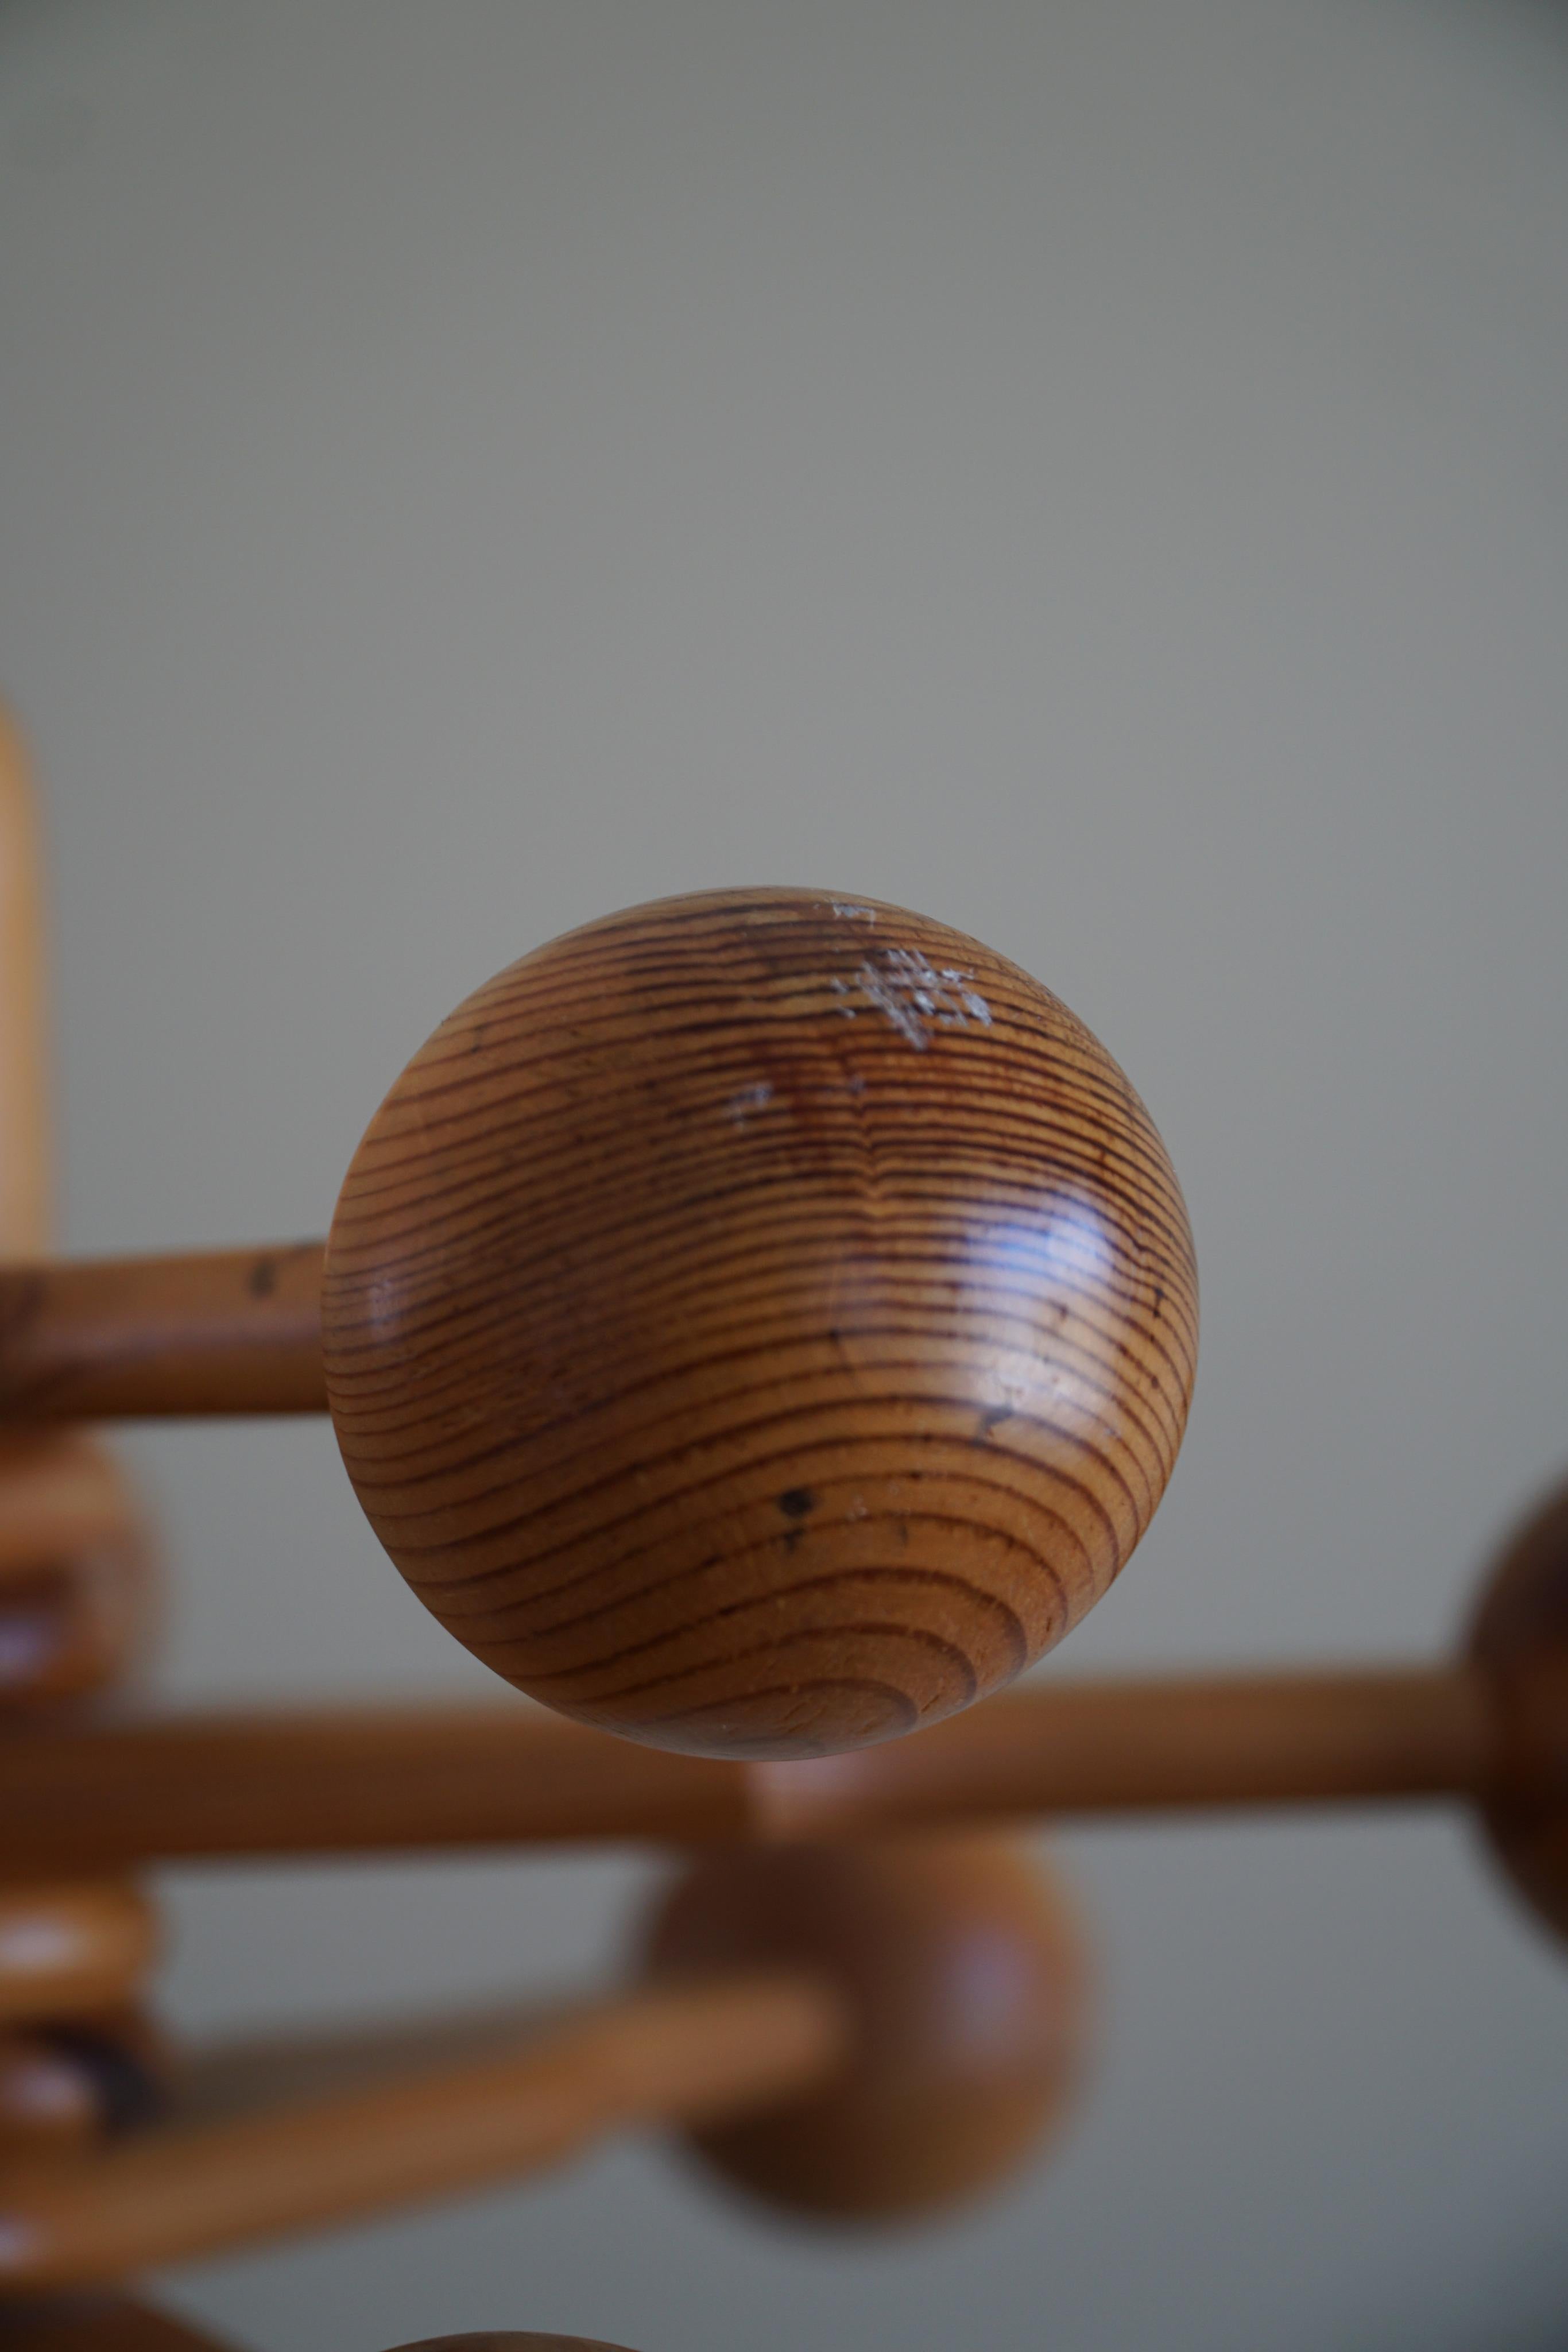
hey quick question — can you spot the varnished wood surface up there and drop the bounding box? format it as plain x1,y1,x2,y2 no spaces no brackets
0,1889,158,2028
324,887,1198,1759
644,1834,1088,2220
0,1975,845,2289
0,2300,237,2351
1469,1476,1568,1946
0,1250,326,1421
0,1666,1521,1874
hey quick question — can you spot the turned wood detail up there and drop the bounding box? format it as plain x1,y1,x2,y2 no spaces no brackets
324,887,1197,1758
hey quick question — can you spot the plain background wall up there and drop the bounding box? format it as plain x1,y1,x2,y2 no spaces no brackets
2,1,1567,2345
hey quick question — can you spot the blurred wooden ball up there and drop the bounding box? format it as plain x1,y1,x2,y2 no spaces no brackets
1468,1476,1568,1947
324,889,1195,1760
640,1833,1089,2222
386,2339,638,2350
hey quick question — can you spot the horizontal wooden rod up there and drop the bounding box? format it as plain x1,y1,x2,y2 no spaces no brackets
0,1973,845,2289
0,1248,326,1419
756,1665,1502,1833
0,1701,752,1872
0,1666,1538,1874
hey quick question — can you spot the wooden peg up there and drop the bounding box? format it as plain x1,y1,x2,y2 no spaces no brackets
0,1888,158,2029
0,1250,326,1422
0,889,1197,1759
1468,1475,1568,1946
642,1833,1089,2221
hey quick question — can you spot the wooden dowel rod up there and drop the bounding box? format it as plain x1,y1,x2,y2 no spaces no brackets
757,1666,1500,1835
0,1250,326,1421
0,1974,846,2289
0,1666,1534,1874
0,1703,750,1873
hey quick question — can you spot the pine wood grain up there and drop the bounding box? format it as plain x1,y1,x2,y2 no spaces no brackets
324,887,1197,1759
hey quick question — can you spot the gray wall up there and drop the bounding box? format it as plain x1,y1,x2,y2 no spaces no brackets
3,2,1567,2346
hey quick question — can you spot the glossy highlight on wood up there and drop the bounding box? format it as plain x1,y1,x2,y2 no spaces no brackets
0,1887,158,2028
642,1833,1087,2222
324,888,1198,1760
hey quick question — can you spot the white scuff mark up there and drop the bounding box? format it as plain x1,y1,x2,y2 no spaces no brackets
847,947,993,1050
828,976,857,1018
857,956,929,1049
726,1079,775,1128
830,902,876,922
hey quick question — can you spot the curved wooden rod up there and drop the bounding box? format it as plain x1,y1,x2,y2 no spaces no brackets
0,1974,845,2291
0,1663,1548,1874
0,1248,326,1420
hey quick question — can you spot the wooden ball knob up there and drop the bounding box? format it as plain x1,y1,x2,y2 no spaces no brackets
324,888,1197,1761
1468,1476,1568,1946
639,1833,1089,2222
